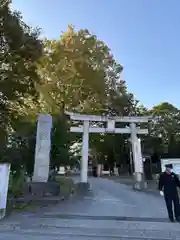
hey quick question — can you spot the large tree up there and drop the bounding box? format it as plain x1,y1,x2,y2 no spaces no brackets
37,25,118,114
0,1,43,143
149,102,180,157
0,2,44,173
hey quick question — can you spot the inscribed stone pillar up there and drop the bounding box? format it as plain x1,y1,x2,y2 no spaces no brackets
33,114,52,182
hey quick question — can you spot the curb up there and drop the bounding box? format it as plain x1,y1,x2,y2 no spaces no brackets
5,187,75,218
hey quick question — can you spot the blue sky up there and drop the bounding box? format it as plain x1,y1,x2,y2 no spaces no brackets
12,0,180,109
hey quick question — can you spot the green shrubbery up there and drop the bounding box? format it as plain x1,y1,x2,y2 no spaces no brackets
55,176,75,197
8,170,26,198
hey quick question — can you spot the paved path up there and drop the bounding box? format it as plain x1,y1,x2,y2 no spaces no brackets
1,177,180,239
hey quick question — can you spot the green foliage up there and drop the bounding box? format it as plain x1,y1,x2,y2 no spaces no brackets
37,25,113,114
55,176,75,197
8,170,26,198
51,111,70,168
0,3,43,164
149,102,180,155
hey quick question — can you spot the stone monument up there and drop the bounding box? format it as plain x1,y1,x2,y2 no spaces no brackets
31,114,60,196
33,114,52,182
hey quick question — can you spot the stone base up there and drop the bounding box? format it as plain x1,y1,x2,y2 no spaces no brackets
76,182,90,194
132,172,147,190
133,181,147,190
30,182,60,197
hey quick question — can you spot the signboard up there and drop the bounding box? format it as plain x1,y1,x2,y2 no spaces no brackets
161,158,180,175
0,164,10,211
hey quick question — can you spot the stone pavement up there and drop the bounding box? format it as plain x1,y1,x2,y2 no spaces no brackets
102,175,160,196
1,177,180,239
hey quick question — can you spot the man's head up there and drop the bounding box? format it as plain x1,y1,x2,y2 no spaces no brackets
165,164,173,174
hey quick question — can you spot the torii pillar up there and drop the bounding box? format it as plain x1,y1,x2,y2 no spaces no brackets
130,123,146,189
80,120,89,184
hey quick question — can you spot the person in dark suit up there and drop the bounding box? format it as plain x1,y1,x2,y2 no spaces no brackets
158,164,180,222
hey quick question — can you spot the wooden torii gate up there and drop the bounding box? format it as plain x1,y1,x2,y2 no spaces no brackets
66,112,152,189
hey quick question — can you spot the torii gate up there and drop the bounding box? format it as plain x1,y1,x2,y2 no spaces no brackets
66,112,152,189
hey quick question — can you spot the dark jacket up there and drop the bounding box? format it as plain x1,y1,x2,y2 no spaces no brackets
158,171,180,196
